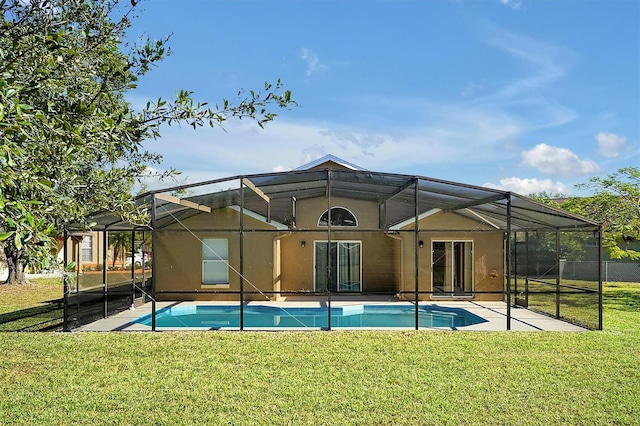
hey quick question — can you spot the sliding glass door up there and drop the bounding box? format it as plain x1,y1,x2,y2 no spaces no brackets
432,240,473,297
315,241,361,292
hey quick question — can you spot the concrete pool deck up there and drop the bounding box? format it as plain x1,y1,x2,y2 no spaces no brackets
76,300,588,332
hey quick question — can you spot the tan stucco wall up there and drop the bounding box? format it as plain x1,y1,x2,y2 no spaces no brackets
280,230,399,292
398,211,504,301
153,201,504,301
280,197,399,293
154,207,284,301
295,197,380,229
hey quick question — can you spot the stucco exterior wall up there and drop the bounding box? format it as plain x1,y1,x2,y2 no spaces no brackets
295,197,380,229
280,197,399,293
153,201,504,301
279,230,399,293
398,211,504,301
154,207,282,301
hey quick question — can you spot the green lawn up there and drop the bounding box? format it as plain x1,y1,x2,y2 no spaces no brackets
0,280,638,425
0,278,63,332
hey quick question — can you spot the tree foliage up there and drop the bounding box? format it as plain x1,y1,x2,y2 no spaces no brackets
529,169,640,261
564,167,640,260
108,231,130,268
0,0,296,284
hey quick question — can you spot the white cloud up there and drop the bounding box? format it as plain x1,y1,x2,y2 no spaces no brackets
484,177,567,195
479,26,576,107
300,48,328,77
140,91,581,186
272,165,292,173
141,115,513,183
520,143,600,176
596,132,626,158
499,0,522,10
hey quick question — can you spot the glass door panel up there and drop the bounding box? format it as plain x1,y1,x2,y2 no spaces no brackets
315,242,337,292
315,241,361,292
433,242,451,294
433,241,473,297
338,242,361,292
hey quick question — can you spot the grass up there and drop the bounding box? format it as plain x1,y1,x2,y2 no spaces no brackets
0,280,639,425
0,278,63,332
512,277,602,328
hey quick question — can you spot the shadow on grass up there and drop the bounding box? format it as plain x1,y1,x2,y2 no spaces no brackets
0,286,137,332
605,287,640,311
0,299,64,332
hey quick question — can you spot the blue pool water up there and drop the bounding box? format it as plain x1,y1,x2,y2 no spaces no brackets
133,304,488,329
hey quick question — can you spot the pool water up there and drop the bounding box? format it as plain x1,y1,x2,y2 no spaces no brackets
134,304,487,329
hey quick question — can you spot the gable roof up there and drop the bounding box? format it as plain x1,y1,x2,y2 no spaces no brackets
293,154,367,171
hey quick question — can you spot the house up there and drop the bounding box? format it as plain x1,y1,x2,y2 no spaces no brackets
150,157,506,302
56,232,106,271
69,155,602,330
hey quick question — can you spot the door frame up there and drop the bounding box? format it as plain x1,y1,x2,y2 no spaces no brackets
313,240,362,292
430,239,474,299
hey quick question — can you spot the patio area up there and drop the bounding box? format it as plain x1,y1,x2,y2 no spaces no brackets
76,300,588,332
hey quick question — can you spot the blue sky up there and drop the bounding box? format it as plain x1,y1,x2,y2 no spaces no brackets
128,0,639,195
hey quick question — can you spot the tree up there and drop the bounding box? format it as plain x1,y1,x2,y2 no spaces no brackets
108,232,131,268
563,167,640,260
0,0,296,284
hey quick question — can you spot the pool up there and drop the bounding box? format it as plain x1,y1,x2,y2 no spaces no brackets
133,304,488,329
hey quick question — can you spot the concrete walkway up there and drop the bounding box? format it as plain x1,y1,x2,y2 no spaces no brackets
77,300,588,332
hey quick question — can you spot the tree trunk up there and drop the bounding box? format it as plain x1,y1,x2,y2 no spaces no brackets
4,250,26,285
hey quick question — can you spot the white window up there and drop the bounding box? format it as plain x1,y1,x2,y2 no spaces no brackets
202,239,229,284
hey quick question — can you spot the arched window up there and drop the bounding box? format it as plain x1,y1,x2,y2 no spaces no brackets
318,207,358,227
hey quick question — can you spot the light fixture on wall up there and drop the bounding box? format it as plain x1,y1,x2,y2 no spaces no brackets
418,240,424,248
301,240,306,248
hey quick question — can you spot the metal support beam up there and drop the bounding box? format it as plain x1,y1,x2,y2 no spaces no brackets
131,230,135,309
555,230,561,319
240,178,245,331
598,226,603,330
444,192,508,212
380,177,415,205
414,177,420,330
63,229,69,332
291,197,297,227
327,169,332,331
151,196,157,332
514,231,518,300
525,231,530,307
140,230,146,306
103,229,108,318
506,193,512,330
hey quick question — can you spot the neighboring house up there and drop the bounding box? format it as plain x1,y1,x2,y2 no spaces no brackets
56,232,148,271
0,232,104,280
81,155,600,303
56,232,106,271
